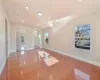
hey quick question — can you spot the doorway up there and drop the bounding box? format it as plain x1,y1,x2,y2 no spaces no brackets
33,30,42,49
16,28,25,51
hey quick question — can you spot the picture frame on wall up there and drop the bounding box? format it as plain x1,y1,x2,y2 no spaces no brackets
75,24,91,50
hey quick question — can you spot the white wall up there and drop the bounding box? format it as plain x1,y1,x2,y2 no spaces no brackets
0,0,10,74
43,11,100,64
10,24,34,52
25,26,34,50
10,24,16,52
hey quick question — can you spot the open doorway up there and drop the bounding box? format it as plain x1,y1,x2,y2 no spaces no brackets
16,28,25,51
33,30,42,49
44,32,49,44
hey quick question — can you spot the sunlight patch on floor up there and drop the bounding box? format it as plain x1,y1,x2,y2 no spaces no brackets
38,51,59,66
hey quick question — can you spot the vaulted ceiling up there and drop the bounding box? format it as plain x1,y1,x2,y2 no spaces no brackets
3,0,100,29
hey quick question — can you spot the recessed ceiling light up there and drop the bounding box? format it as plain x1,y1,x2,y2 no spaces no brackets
37,12,42,16
48,22,53,27
37,24,39,26
22,20,24,22
79,0,83,2
26,6,29,10
48,17,50,19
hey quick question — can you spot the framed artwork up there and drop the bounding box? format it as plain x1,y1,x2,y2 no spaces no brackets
75,24,91,50
21,36,24,42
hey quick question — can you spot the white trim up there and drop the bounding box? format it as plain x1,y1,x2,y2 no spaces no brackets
45,48,100,67
0,62,5,75
10,50,16,53
25,48,34,50
0,60,6,75
0,52,11,75
10,48,34,53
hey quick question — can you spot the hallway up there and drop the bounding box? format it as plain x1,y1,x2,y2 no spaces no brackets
1,0,100,80
0,49,100,80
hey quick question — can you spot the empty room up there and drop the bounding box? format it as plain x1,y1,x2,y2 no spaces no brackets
0,0,100,80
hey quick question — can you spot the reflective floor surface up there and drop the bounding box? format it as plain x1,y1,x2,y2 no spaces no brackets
0,49,100,80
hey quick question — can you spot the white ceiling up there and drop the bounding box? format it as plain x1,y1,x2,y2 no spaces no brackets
3,0,100,29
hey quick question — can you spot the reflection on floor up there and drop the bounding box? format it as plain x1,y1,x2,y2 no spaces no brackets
0,49,100,80
38,51,59,66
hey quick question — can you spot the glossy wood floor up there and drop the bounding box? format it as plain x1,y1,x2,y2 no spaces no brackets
0,49,100,80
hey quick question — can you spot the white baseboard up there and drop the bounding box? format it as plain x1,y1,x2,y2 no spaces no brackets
10,47,34,52
45,48,100,67
0,60,6,75
0,52,11,75
25,48,34,50
10,50,16,53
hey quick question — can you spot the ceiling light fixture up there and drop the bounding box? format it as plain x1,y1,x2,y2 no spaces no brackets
37,12,42,16
26,6,29,10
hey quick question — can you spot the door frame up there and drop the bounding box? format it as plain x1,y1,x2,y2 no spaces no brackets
5,18,8,58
